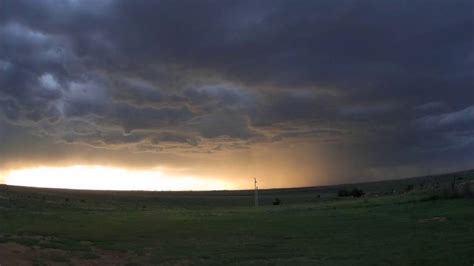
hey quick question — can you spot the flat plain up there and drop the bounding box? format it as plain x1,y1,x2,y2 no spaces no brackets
1,170,474,265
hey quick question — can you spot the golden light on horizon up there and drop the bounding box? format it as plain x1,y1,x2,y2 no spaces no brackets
1,165,233,191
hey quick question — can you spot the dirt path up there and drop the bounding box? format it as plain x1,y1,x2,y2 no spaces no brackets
0,242,150,265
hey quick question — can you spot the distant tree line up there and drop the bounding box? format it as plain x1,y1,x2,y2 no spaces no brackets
338,188,365,198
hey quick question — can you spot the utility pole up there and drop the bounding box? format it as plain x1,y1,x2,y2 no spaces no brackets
254,177,259,207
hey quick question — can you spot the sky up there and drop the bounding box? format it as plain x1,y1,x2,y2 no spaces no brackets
0,0,473,190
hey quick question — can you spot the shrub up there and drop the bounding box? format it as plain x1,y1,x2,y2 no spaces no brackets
350,188,365,198
462,182,474,198
338,189,350,197
421,195,441,201
338,188,365,197
272,198,281,205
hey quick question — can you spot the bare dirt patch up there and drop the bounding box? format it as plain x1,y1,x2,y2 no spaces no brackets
0,242,32,265
0,242,150,265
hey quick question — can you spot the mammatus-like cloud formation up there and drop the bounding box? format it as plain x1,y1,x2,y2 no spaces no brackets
0,0,473,186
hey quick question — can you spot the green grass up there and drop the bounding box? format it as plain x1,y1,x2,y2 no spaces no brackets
0,173,473,265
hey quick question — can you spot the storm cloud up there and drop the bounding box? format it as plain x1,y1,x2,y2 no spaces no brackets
1,0,473,185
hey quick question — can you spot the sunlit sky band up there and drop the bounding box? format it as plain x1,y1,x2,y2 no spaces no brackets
0,165,234,191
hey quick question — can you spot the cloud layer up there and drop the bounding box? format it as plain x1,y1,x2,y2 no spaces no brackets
1,0,473,185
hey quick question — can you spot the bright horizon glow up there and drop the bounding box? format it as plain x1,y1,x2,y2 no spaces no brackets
1,165,233,191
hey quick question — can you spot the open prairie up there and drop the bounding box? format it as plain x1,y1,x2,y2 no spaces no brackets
1,170,474,265
2,0,474,265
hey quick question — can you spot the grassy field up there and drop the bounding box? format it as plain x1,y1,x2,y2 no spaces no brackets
1,170,474,265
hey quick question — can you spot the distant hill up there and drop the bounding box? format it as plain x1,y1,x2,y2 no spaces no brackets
1,168,473,207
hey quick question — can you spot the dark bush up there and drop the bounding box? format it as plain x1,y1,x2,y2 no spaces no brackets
338,189,350,197
272,198,281,205
421,195,441,201
338,188,365,197
350,188,365,198
405,184,414,192
462,182,474,198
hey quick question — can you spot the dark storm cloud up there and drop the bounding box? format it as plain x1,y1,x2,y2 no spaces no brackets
1,0,473,180
111,78,186,108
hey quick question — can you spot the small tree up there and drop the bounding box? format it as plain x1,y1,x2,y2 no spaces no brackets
350,188,365,198
272,198,281,205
